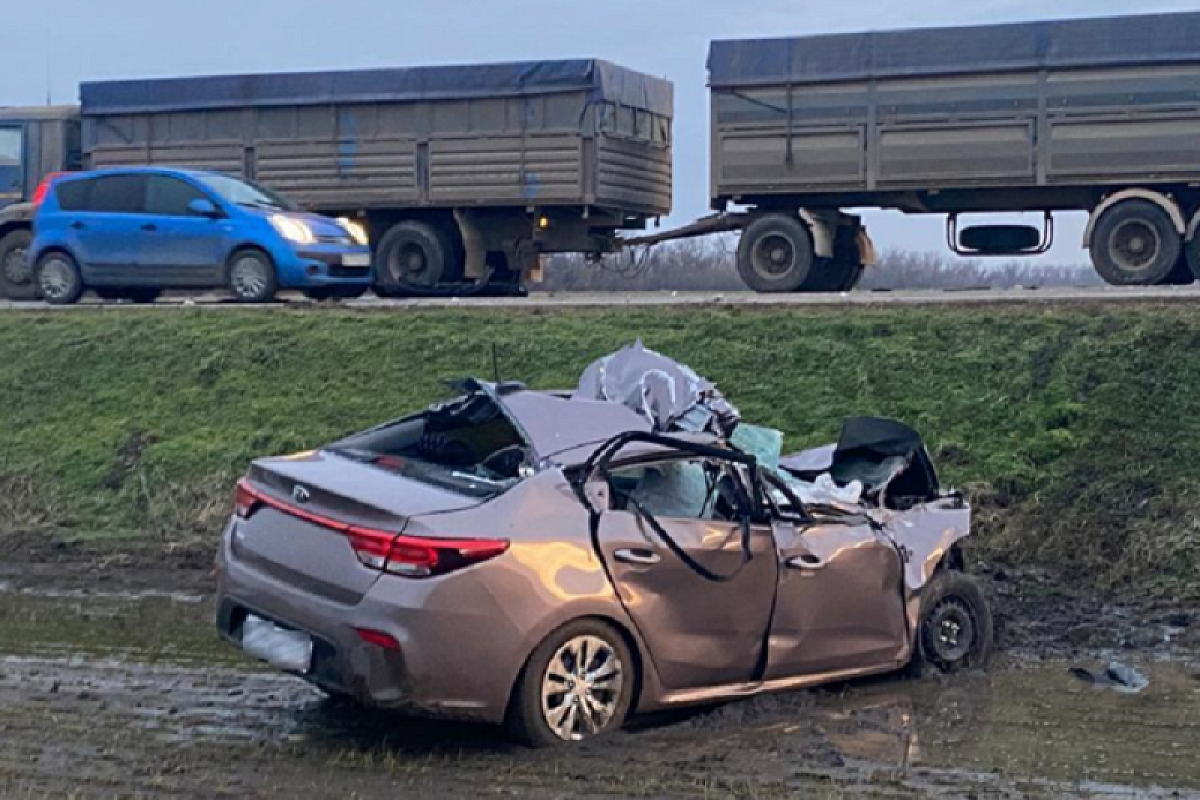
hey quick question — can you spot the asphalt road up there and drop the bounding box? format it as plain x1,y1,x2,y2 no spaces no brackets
4,285,1200,312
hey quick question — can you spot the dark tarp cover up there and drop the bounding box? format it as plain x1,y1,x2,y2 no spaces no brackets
709,12,1200,87
81,59,673,118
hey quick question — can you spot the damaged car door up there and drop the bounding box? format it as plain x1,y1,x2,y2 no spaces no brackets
765,500,910,680
591,454,778,692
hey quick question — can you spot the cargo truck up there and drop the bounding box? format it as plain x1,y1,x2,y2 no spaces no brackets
7,12,1200,298
632,10,1200,292
0,106,81,299
0,59,672,299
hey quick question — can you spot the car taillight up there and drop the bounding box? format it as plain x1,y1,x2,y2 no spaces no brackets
346,526,509,578
30,172,66,207
234,478,258,518
355,628,401,651
232,477,509,578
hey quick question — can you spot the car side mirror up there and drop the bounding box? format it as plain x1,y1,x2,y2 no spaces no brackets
188,198,221,218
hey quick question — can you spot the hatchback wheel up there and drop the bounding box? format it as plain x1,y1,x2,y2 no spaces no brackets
913,571,993,675
228,250,278,303
506,620,635,747
36,252,84,306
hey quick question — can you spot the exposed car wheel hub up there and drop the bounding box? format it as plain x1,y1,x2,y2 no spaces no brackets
927,598,975,664
541,635,624,742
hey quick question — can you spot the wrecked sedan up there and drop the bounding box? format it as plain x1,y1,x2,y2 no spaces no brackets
216,349,992,747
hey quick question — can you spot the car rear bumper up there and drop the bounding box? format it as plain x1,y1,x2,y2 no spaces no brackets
214,520,522,723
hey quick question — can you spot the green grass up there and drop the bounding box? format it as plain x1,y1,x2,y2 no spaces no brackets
2,303,1198,596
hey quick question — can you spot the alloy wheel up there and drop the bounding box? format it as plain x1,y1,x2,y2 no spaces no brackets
540,635,625,741
39,257,76,301
231,256,270,300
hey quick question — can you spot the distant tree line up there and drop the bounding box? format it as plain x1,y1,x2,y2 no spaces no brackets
534,238,1103,292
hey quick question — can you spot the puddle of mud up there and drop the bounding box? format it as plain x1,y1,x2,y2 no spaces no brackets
739,662,1200,793
0,578,238,667
2,573,1200,798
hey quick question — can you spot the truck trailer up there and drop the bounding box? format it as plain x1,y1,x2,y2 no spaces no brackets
0,59,673,298
650,11,1200,292
6,12,1200,299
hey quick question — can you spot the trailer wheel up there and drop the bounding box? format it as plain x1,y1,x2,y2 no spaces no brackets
0,230,38,301
737,215,815,293
1090,200,1182,286
375,221,461,295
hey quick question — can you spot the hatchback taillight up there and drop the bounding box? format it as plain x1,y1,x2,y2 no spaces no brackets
232,478,509,578
30,172,67,207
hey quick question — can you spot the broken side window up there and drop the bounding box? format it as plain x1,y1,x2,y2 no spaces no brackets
608,459,750,523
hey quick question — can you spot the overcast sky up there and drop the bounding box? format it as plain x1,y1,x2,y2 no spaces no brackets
8,0,1200,264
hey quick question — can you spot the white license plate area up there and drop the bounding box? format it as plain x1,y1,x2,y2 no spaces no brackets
241,615,313,673
342,253,371,267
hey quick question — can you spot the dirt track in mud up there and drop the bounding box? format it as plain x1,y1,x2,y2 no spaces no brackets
1,560,1199,799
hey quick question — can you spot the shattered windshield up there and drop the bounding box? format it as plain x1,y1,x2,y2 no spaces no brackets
328,391,531,497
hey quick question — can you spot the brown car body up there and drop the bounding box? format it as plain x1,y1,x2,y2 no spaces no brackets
216,382,981,742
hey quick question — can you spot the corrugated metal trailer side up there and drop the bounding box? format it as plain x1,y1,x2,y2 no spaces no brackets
709,12,1200,210
80,60,672,219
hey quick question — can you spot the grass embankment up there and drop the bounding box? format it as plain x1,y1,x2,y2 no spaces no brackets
1,304,1197,596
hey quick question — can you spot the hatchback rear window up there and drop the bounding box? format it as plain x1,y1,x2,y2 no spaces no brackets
55,179,90,211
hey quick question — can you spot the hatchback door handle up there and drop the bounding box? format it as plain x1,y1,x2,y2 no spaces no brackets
786,553,826,571
141,224,158,232
614,548,661,567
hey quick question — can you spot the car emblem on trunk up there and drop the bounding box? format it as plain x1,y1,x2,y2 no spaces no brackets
292,485,312,504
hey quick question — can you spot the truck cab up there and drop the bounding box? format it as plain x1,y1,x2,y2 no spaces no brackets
0,106,82,299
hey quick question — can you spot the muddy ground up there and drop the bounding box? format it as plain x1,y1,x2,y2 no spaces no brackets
1,556,1198,799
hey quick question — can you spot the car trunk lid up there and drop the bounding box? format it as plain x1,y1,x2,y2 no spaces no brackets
232,451,484,603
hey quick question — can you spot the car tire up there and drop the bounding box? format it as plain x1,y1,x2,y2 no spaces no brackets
912,571,994,675
227,250,278,304
737,214,816,293
0,229,38,301
374,221,461,295
35,251,84,306
505,620,636,748
1090,200,1182,286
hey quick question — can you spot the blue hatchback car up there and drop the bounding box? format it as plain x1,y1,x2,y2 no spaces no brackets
30,167,373,304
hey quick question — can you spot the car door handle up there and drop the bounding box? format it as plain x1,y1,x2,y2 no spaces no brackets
786,553,827,571
141,224,158,232
70,221,85,230
614,548,661,567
